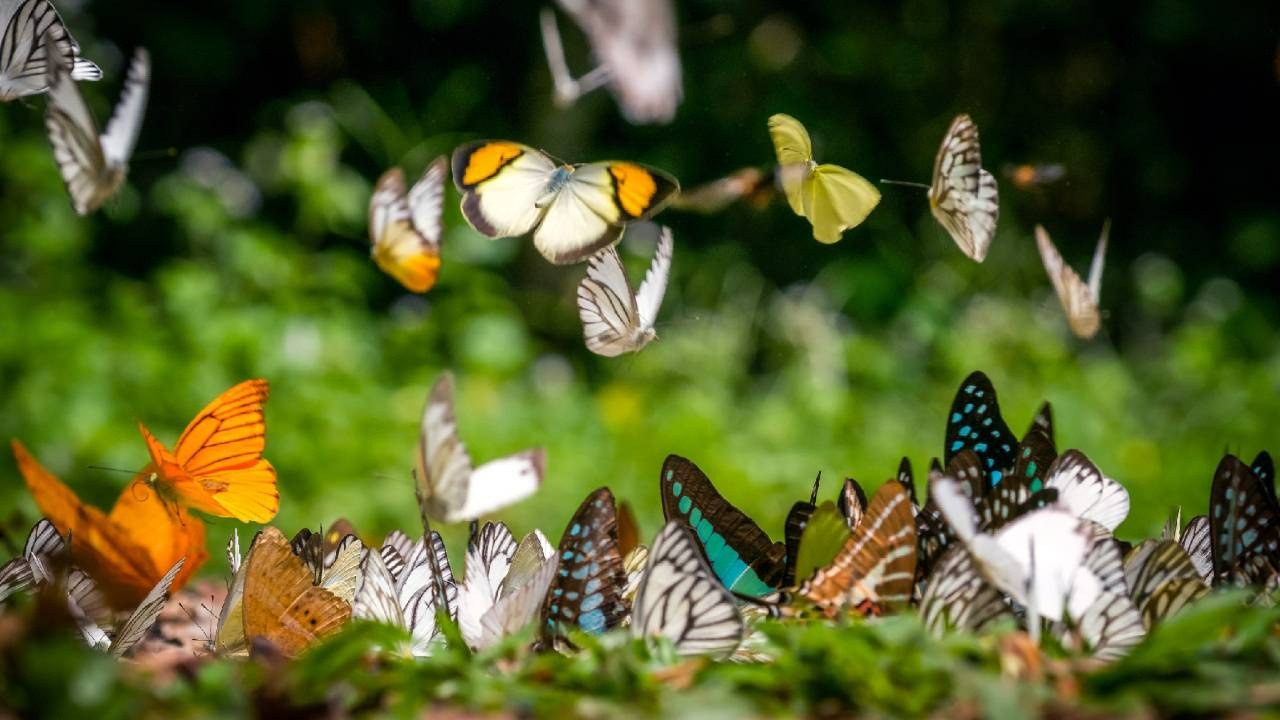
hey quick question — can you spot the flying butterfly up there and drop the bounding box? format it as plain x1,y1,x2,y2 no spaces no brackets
671,167,772,214
1003,162,1066,191
1035,222,1109,339
136,379,279,523
767,113,881,244
1208,454,1280,587
451,140,679,265
660,455,787,597
44,44,149,215
415,372,545,524
368,157,447,293
577,225,673,357
0,0,100,101
540,487,628,644
631,521,745,658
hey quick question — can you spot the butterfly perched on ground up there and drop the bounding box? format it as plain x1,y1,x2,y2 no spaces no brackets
457,528,558,651
781,473,823,587
67,558,184,657
1122,540,1208,628
368,158,447,293
288,527,364,605
631,521,744,658
1208,454,1280,587
0,519,64,603
451,141,679,264
1035,222,1109,339
1042,450,1129,532
13,440,207,610
136,379,278,523
928,115,998,261
944,371,1019,486
0,0,100,101
350,529,458,656
793,481,917,616
577,225,673,356
44,45,148,214
767,113,880,244
454,521,517,648
542,0,681,124
415,373,545,524
1179,514,1213,584
919,543,1013,635
660,455,787,597
541,487,629,644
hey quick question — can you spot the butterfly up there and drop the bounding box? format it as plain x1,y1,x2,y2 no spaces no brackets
919,544,1013,635
67,557,184,657
542,0,682,124
465,529,558,651
781,473,823,587
451,140,679,265
670,167,771,214
838,476,870,531
1122,540,1208,628
455,521,517,649
1208,454,1280,587
1042,450,1130,532
44,44,148,215
541,487,629,644
1035,221,1109,339
13,439,207,610
1003,162,1066,191
631,521,744,658
577,225,673,356
349,529,457,656
0,0,100,102
767,113,881,244
368,157,447,293
415,372,545,524
288,527,364,605
928,114,999,261
0,519,65,602
944,371,1018,486
1067,588,1146,661
660,455,787,597
794,481,917,616
1179,514,1213,584
136,379,278,523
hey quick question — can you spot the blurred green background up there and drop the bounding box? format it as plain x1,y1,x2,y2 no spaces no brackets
2,0,1278,576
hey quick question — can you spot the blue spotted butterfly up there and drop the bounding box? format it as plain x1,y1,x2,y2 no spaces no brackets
660,455,787,597
540,487,628,642
945,371,1017,486
1208,454,1280,587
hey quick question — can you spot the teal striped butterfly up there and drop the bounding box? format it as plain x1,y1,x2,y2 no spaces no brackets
660,455,787,597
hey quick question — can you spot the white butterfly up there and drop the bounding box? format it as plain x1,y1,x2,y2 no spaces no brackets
1177,515,1213,585
368,158,447,293
68,558,184,658
577,225,673,357
1042,450,1130,532
929,114,999,262
0,0,100,102
456,522,517,650
1035,222,1109,339
0,519,64,600
44,44,149,214
631,521,744,657
416,372,545,523
460,526,557,651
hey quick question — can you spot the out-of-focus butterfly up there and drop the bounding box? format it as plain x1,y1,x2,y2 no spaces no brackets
1179,514,1213,584
1003,163,1065,191
793,481,917,616
415,372,545,524
671,167,773,214
541,487,628,644
67,557,183,657
631,521,744,658
919,543,1012,635
287,526,364,605
1065,587,1146,662
838,476,870,531
541,0,682,124
0,0,100,101
1035,222,1109,339
767,113,880,244
455,521,517,649
660,455,787,597
368,157,447,293
1042,450,1129,532
1208,454,1280,587
136,379,278,523
577,225,673,356
0,518,65,602
451,141,679,265
44,45,148,215
13,440,207,610
944,372,1018,486
781,473,823,587
1122,540,1208,628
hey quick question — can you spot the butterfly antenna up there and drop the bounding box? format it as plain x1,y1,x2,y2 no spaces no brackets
87,465,139,476
879,179,931,190
132,147,179,162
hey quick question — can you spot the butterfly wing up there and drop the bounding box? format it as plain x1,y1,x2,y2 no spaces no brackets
541,487,628,641
802,164,881,244
319,536,364,605
453,141,556,238
354,549,404,626
99,47,149,168
631,521,744,657
1043,450,1130,531
660,455,787,596
1208,455,1280,586
1035,225,1101,339
370,160,447,293
919,544,1012,634
476,554,558,651
944,372,1017,486
929,114,998,262
43,47,110,215
407,156,448,244
108,557,184,658
634,226,673,331
1179,515,1213,584
242,527,351,657
767,113,814,217
0,0,100,100
1072,588,1145,661
457,522,516,649
578,245,642,356
792,501,851,585
106,471,207,593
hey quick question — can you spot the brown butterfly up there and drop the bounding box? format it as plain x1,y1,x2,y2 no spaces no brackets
236,527,352,657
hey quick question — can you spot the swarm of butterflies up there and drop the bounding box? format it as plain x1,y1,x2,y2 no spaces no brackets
2,369,1277,665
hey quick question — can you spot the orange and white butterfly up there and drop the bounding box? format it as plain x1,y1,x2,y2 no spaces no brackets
368,157,447,293
577,225,672,356
13,440,207,610
928,114,999,262
451,140,679,265
136,379,279,523
1035,221,1109,339
0,0,101,102
44,45,149,215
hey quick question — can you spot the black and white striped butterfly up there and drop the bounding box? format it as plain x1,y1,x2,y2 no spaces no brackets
919,543,1012,635
1042,450,1130,532
631,521,744,658
1035,222,1109,339
1122,540,1208,628
577,225,673,357
0,518,64,602
352,530,457,656
929,114,999,262
0,0,99,102
44,44,149,214
68,558,184,658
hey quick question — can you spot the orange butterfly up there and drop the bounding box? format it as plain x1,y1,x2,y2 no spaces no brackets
12,439,208,610
136,379,279,523
240,527,352,656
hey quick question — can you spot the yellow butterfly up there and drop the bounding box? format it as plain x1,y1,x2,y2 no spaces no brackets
451,141,679,265
767,114,880,244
